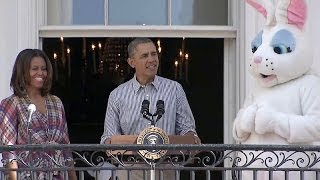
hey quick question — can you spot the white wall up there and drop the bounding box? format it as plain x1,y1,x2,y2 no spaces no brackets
0,0,19,100
308,1,320,75
244,0,320,95
0,0,39,100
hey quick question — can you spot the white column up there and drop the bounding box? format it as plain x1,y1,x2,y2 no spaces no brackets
307,1,320,74
0,0,40,100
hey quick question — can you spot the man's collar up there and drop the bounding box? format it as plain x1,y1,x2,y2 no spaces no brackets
132,75,160,93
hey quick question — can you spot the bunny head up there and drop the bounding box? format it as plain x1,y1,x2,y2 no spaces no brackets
247,0,313,87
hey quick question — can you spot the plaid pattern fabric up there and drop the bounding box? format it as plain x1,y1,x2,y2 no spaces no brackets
0,95,73,179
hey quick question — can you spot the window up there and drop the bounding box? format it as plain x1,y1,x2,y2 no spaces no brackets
47,0,228,25
40,1,242,178
40,0,242,148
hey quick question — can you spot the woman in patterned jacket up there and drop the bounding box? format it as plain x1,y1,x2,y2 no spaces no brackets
0,49,77,180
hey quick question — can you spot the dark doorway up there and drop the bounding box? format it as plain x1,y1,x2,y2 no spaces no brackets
43,37,224,179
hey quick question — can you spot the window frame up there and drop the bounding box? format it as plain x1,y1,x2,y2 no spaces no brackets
37,0,246,146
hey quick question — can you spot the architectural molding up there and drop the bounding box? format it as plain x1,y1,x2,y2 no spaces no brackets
39,25,237,38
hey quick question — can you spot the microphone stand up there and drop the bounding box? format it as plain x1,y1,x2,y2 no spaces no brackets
26,116,34,179
140,100,165,180
150,115,156,180
142,114,163,180
150,161,156,180
26,121,32,145
142,114,156,126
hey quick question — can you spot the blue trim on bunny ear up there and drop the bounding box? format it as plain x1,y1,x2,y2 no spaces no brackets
271,29,296,54
251,30,263,53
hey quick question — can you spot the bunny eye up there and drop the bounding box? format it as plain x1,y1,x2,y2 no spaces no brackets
252,46,258,53
271,29,295,54
273,44,292,54
251,31,263,53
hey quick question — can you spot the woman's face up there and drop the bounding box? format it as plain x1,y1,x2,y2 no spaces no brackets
27,56,47,91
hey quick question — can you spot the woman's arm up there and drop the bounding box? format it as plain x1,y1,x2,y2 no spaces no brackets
6,160,18,180
0,98,19,180
67,160,77,180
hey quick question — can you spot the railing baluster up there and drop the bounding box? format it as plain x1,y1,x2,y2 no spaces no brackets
78,170,84,180
32,170,36,180
269,170,273,180
238,170,242,180
111,170,117,180
17,172,20,180
285,170,289,180
253,170,257,180
94,170,98,179
127,169,131,180
65,170,69,180
143,169,147,180
206,170,210,180
190,170,195,180
300,171,304,180
175,170,180,180
159,169,163,180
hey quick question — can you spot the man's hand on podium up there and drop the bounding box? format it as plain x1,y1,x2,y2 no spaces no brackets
105,138,111,144
185,131,201,144
184,131,202,159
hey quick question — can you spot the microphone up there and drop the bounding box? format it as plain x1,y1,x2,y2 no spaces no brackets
155,100,165,120
27,104,36,123
140,100,150,116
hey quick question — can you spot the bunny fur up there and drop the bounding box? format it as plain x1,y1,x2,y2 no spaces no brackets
233,0,320,179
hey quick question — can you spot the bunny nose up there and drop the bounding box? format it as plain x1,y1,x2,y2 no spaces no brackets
253,56,262,64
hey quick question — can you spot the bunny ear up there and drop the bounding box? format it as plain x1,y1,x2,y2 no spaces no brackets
246,0,267,17
246,0,277,26
275,0,307,30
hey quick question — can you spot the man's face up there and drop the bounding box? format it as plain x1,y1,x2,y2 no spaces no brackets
128,42,159,84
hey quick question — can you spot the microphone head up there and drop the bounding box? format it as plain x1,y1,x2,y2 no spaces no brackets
28,104,36,113
156,100,165,115
140,100,150,115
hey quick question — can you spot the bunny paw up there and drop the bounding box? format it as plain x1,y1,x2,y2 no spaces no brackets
237,104,258,133
255,107,277,134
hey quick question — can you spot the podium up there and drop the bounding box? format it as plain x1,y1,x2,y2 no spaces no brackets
110,135,197,144
107,135,198,180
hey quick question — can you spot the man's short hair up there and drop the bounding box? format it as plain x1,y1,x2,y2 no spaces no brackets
127,38,154,58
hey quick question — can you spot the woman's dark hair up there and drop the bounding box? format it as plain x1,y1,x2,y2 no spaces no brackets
10,49,53,97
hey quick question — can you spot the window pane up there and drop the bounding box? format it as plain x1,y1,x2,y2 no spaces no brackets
73,0,105,25
46,0,227,25
47,0,105,25
108,0,167,25
172,0,228,25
